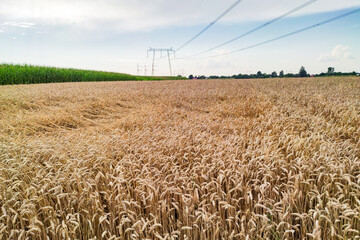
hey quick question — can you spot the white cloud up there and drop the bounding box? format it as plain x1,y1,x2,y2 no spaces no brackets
318,45,354,62
195,49,237,71
106,58,141,63
0,22,35,28
0,0,359,32
0,29,3,33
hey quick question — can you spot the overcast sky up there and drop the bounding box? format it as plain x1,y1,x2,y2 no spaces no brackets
1,0,359,76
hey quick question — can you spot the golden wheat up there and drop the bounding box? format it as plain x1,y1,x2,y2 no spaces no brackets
0,77,359,239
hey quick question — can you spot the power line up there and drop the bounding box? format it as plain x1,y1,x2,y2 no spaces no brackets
208,8,360,58
184,0,317,58
191,0,206,15
176,0,244,52
177,8,360,60
168,0,206,47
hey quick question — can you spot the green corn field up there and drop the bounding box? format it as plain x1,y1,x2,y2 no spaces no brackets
0,64,184,85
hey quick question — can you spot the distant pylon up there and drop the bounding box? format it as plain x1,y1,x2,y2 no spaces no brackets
144,65,148,76
137,64,140,75
147,48,175,76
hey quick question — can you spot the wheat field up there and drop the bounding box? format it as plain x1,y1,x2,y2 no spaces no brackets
0,77,359,239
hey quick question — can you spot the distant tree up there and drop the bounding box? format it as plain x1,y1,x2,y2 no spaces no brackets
250,74,257,79
271,71,278,78
285,73,295,78
189,74,194,79
299,66,308,77
279,70,284,77
234,73,249,79
256,71,262,78
222,75,232,79
327,67,335,75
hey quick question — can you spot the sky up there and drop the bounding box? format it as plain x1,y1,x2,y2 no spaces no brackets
0,0,359,76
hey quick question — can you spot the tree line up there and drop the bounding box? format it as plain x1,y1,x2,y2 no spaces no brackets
188,66,359,79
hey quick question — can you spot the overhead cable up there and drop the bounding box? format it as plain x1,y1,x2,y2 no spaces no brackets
179,8,360,60
176,0,244,52
185,0,317,58
211,8,360,57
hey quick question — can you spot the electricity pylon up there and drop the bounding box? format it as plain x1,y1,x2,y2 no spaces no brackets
137,64,141,75
144,65,148,76
147,48,175,76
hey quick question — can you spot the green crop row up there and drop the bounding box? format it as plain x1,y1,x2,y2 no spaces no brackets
0,64,185,85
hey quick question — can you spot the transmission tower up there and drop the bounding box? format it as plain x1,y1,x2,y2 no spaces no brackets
144,64,148,76
147,48,175,76
137,64,141,75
